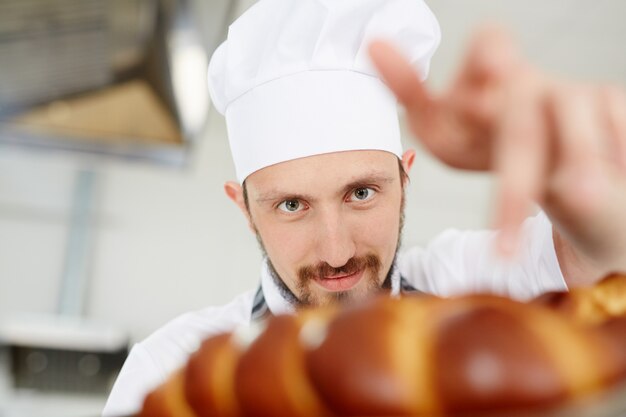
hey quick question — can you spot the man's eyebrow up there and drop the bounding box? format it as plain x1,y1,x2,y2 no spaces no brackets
255,191,313,203
340,174,395,195
254,173,396,204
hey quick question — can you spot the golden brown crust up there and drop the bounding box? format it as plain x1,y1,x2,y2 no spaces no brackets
592,316,626,384
309,297,418,416
140,370,197,417
533,274,626,325
235,315,332,417
185,333,241,417
434,303,566,413
140,275,626,417
590,274,626,317
307,296,443,416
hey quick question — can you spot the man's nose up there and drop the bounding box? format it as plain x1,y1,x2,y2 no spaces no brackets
314,209,355,269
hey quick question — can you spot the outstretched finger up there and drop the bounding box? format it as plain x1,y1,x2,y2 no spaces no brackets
368,40,436,115
493,73,548,257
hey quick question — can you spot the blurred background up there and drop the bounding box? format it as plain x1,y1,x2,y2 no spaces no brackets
0,0,625,415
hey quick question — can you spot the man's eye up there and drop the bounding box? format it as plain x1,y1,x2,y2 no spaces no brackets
277,199,303,213
350,187,376,202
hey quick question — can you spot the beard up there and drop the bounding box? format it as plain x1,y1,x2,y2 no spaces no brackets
255,194,406,309
266,252,396,308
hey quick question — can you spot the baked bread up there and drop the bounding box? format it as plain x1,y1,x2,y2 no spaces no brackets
139,282,626,417
533,274,626,325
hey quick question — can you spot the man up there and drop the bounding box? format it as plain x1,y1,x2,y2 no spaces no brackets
103,0,626,415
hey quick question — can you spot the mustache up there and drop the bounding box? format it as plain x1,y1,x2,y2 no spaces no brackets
298,254,381,282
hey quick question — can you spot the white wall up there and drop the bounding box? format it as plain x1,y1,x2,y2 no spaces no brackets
1,0,625,342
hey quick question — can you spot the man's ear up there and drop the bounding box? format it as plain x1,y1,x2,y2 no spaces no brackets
224,181,256,233
401,149,416,185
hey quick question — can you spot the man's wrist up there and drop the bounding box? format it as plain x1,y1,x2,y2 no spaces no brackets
552,226,609,288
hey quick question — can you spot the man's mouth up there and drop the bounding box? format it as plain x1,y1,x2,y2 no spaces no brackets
313,269,364,292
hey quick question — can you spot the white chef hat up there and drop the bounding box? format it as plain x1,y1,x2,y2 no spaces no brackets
208,0,441,183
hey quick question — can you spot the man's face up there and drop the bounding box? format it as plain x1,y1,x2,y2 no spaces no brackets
238,150,408,308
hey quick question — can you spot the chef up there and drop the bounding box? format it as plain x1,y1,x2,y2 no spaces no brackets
103,0,626,415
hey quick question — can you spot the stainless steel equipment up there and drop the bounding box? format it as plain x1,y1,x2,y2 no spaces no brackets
0,0,237,165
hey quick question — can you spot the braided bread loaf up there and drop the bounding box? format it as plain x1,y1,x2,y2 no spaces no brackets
139,276,626,417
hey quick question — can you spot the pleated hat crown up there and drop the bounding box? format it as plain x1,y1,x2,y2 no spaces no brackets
208,0,441,183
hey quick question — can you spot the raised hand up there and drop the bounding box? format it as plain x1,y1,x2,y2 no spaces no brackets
369,27,626,282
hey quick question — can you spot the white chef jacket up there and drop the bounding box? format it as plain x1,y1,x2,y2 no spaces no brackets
102,212,567,417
